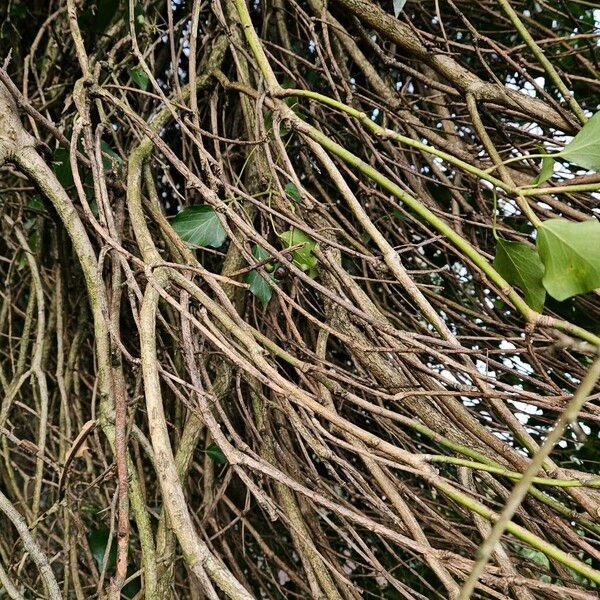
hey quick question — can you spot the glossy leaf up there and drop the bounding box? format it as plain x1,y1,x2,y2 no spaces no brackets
87,528,117,572
279,228,318,278
393,0,407,18
537,219,600,301
205,442,227,464
28,195,44,212
129,67,149,91
133,2,146,32
531,150,554,185
171,206,227,248
493,238,546,311
557,111,600,171
78,0,119,34
52,148,74,188
100,140,123,169
123,571,142,598
284,182,301,203
519,546,550,569
246,245,273,308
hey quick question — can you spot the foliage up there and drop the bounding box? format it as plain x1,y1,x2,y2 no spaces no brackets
493,238,546,311
246,244,275,307
557,111,600,171
171,205,227,248
279,227,318,278
129,67,149,91
205,442,228,464
1,0,600,598
537,219,600,301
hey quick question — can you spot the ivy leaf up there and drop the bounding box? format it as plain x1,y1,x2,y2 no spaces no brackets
557,111,600,171
87,528,117,572
123,568,142,598
78,0,119,34
537,219,600,301
100,140,123,169
81,171,100,217
518,546,550,570
128,67,149,91
531,149,554,186
81,503,103,514
279,228,318,278
284,95,300,113
205,442,227,464
171,206,227,248
493,238,546,311
284,182,301,203
28,195,44,212
52,148,74,188
246,245,273,308
393,0,407,18
133,2,146,32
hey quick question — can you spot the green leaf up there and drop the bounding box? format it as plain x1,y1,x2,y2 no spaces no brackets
537,219,600,301
28,194,44,212
279,228,318,278
123,567,142,598
171,206,227,248
246,245,273,308
100,140,123,169
52,148,74,188
129,67,149,91
78,0,119,34
494,298,506,310
284,182,301,203
205,442,227,464
518,546,550,569
393,0,407,18
82,171,99,216
284,96,300,113
493,238,546,311
568,567,597,588
531,150,554,186
558,111,600,171
133,2,146,31
87,528,117,572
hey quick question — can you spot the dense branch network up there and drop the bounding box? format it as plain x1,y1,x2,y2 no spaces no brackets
0,1,599,599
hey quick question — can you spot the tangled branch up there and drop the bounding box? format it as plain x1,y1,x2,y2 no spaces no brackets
1,1,600,598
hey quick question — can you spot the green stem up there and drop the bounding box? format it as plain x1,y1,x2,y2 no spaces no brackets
298,121,537,307
225,10,600,346
521,182,600,196
435,476,600,586
429,455,600,488
458,355,600,598
287,111,600,346
230,0,600,347
482,152,552,174
253,328,600,534
282,88,511,192
280,90,599,208
496,0,587,125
